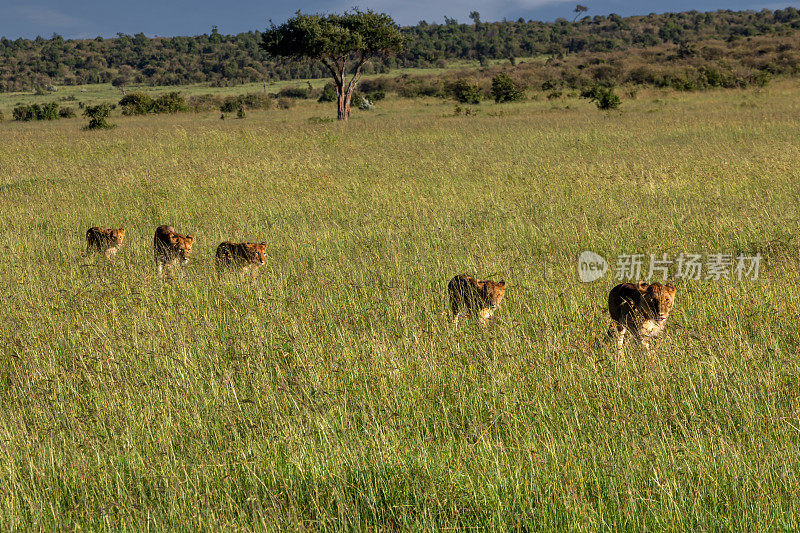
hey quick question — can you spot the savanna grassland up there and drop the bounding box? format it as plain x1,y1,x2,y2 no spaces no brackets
0,82,799,530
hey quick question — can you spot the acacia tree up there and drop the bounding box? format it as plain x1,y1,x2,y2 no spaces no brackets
261,9,405,120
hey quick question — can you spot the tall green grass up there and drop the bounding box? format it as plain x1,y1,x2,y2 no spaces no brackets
0,83,798,530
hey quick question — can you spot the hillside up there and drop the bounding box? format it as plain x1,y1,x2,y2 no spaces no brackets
1,8,799,92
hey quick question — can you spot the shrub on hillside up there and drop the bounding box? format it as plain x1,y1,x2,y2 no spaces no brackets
39,102,60,120
491,73,525,103
395,77,443,98
367,89,386,101
12,102,60,121
447,79,482,104
351,92,367,108
241,93,272,110
83,104,114,129
153,92,188,113
219,93,272,113
318,82,337,102
119,92,154,115
187,94,222,112
13,105,35,121
358,78,390,94
357,95,374,110
277,86,308,99
580,85,621,110
220,98,241,113
58,106,76,118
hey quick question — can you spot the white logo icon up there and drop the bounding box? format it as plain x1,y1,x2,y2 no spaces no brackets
578,251,608,282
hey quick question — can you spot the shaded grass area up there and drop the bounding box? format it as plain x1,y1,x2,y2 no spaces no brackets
0,82,799,529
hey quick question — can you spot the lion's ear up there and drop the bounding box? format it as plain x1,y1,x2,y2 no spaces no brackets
499,281,506,288
665,282,676,294
636,281,649,292
187,236,194,244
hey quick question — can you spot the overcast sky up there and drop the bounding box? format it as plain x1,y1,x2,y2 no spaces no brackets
1,0,797,40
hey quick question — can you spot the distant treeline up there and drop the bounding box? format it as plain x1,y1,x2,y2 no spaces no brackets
1,8,799,92
377,31,799,98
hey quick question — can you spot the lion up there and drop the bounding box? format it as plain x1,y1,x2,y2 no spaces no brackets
153,225,194,275
85,227,125,259
608,281,677,353
448,274,506,327
215,241,267,272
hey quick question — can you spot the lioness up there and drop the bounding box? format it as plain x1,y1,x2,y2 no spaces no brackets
215,241,267,272
448,274,506,327
608,281,677,353
153,225,194,275
86,227,125,259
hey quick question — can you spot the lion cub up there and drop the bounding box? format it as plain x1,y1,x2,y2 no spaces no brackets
215,242,267,272
86,227,125,259
153,225,194,275
608,281,677,353
448,274,506,327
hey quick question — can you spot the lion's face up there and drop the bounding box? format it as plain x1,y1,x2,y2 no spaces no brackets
638,281,676,322
173,235,194,263
110,228,125,246
248,242,267,265
482,280,507,309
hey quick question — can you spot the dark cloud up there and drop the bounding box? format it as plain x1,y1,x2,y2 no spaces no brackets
1,0,797,39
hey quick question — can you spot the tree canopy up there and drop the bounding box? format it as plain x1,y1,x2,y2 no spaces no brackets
261,9,405,119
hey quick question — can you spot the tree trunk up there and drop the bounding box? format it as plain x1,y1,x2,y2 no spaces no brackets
337,88,346,120
336,83,354,121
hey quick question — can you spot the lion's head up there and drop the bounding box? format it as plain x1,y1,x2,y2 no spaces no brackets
109,228,126,246
637,281,676,322
247,242,267,265
172,234,194,263
480,280,507,309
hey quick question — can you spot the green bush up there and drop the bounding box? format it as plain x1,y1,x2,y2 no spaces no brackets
351,92,367,108
395,78,443,98
83,104,114,129
13,105,35,121
119,92,154,115
239,93,272,110
220,98,241,113
754,71,772,87
39,102,59,120
367,89,386,101
277,86,308,99
541,80,559,91
447,79,482,104
580,85,621,110
58,107,76,118
318,82,337,103
220,93,272,113
187,94,221,112
153,92,188,113
491,73,525,103
12,102,60,121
